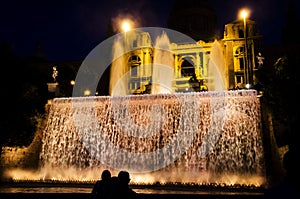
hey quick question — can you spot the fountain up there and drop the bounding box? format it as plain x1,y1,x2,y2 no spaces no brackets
109,36,128,96
1,28,266,195
35,90,265,186
151,31,174,94
208,40,228,91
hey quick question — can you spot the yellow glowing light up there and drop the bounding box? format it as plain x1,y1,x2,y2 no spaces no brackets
70,80,75,85
84,89,91,96
122,20,131,32
239,8,250,20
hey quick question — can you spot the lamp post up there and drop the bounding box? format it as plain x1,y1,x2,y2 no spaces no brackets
121,20,132,48
240,9,250,88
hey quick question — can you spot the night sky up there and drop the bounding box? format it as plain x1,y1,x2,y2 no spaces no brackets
1,0,299,61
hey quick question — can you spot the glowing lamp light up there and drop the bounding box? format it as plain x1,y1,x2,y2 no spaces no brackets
239,8,250,20
239,8,252,88
84,89,91,96
122,21,131,32
240,10,248,19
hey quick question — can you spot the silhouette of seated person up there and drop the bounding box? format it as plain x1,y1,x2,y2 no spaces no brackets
264,150,300,199
110,170,139,199
91,169,112,199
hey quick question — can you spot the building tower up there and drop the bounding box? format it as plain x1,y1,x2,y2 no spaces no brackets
223,19,262,89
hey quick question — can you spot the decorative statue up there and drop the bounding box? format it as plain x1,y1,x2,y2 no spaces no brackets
256,52,264,68
52,66,58,82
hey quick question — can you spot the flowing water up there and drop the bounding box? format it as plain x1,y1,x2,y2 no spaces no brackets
2,31,266,188
208,40,228,91
151,31,174,94
34,90,265,186
109,36,128,96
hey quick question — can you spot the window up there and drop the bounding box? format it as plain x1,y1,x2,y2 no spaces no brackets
235,47,244,55
239,30,244,38
129,55,141,77
236,75,243,84
181,57,195,77
239,58,244,70
131,66,137,76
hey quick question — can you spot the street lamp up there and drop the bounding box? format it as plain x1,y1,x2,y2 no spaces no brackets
70,80,75,86
121,19,132,49
240,9,250,88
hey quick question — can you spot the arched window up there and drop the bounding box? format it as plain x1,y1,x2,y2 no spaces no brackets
235,46,244,55
181,57,195,77
129,55,141,77
234,46,245,71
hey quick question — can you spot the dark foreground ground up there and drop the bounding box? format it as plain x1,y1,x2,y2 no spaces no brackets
0,181,265,199
0,192,264,199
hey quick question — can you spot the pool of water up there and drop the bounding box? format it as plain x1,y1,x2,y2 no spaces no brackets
0,187,91,193
0,182,265,195
0,187,265,197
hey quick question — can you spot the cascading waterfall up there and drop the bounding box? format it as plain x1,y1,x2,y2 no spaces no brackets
38,90,266,186
2,30,266,189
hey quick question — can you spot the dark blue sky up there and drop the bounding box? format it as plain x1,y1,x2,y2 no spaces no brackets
1,0,299,61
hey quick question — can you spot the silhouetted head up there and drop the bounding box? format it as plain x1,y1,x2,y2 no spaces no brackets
118,170,130,184
101,170,111,181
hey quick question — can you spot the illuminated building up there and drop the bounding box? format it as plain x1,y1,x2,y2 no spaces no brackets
110,18,262,95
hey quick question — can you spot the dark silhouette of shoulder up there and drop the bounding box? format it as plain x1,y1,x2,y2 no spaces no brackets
110,171,139,199
91,170,112,199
